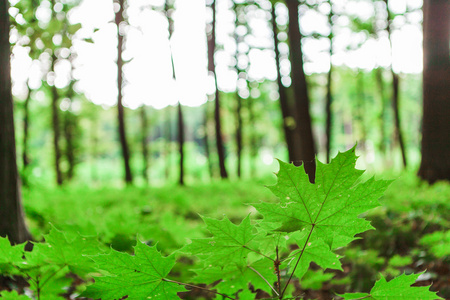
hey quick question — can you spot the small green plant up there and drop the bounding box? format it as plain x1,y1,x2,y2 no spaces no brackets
0,148,443,299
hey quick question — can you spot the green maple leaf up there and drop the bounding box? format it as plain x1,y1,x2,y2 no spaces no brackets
0,290,31,299
193,258,276,295
82,241,186,300
24,226,102,276
0,236,25,273
340,272,443,299
254,148,391,249
182,215,264,266
282,231,342,279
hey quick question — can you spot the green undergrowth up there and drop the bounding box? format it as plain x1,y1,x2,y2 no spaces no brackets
1,149,446,299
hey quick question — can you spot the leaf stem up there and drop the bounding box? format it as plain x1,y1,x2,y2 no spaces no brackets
280,224,315,298
162,278,236,300
248,266,279,296
275,246,282,297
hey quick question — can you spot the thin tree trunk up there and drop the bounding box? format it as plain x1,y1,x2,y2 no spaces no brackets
115,0,133,184
22,85,31,171
233,2,243,178
355,70,367,150
374,67,387,154
166,0,185,185
418,0,450,183
177,103,184,185
165,108,172,181
248,97,257,178
140,106,149,183
51,70,63,185
271,3,296,163
63,105,76,180
286,0,316,182
0,0,31,244
325,0,334,163
209,0,228,179
203,103,213,179
385,0,407,167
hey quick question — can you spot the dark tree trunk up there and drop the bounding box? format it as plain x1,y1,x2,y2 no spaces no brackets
115,0,133,184
286,0,316,182
22,86,31,171
165,108,172,180
203,103,213,179
355,70,367,150
271,3,296,163
209,0,228,179
418,0,450,183
374,67,387,154
248,97,257,178
140,106,149,183
233,2,243,178
177,103,184,185
325,0,334,163
0,0,31,244
51,73,63,185
385,0,407,167
235,94,242,178
166,0,185,185
63,107,76,180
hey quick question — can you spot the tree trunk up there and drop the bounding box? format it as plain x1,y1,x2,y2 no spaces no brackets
165,108,172,181
50,54,63,185
286,0,316,182
203,103,213,179
248,97,257,178
115,0,133,184
63,106,76,180
208,0,228,179
177,103,185,185
0,0,31,244
325,0,334,163
355,70,367,150
233,2,243,178
22,85,31,171
271,3,296,163
418,0,450,183
385,0,407,167
374,67,387,154
165,0,185,185
140,106,149,183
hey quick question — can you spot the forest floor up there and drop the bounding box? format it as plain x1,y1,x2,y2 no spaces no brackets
3,171,449,299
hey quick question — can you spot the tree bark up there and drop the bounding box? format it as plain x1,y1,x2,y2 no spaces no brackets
51,56,63,185
165,0,185,185
374,67,387,154
0,0,31,244
140,106,149,183
115,0,133,184
385,0,407,167
233,2,243,178
271,3,296,164
325,0,334,163
209,0,228,179
418,0,450,183
203,103,213,179
22,85,31,171
286,0,316,182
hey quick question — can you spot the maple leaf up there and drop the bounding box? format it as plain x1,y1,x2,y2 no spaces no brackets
282,231,342,279
254,147,392,249
0,290,31,299
192,258,276,295
340,272,443,299
182,215,264,266
23,226,102,276
0,236,25,273
82,241,186,300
